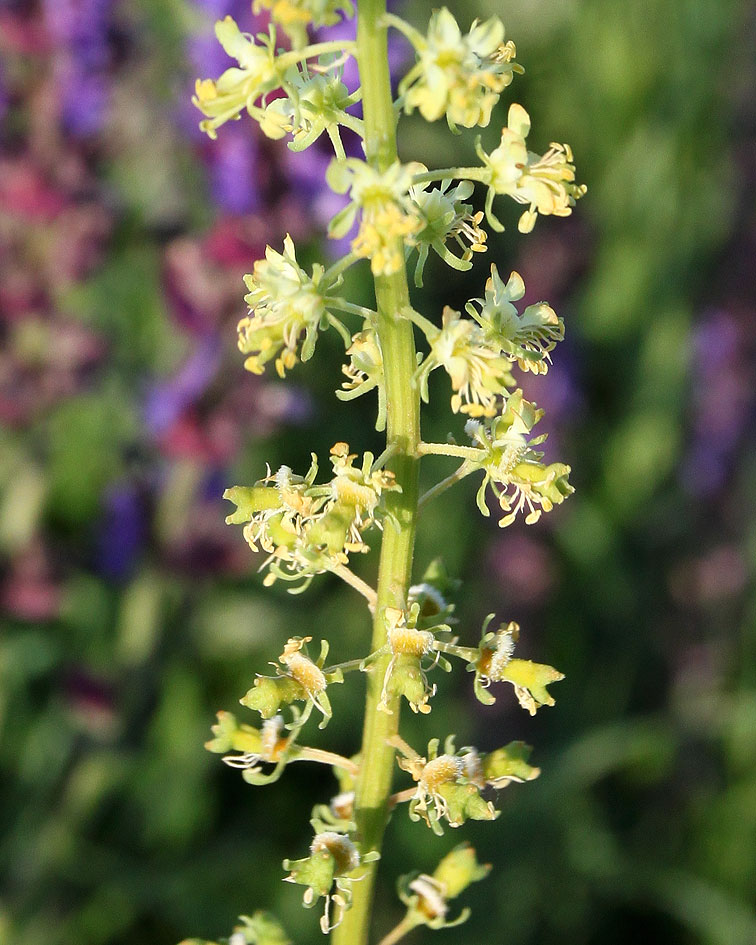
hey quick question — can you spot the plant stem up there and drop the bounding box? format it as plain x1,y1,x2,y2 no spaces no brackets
328,562,378,610
411,167,489,185
323,252,359,283
417,442,484,461
295,747,360,774
376,915,421,945
418,461,476,511
276,40,358,73
330,0,420,942
323,658,364,676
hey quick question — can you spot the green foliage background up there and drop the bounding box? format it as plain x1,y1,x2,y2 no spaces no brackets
1,1,755,944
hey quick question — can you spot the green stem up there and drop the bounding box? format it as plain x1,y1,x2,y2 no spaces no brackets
339,112,366,137
323,252,359,284
327,562,377,610
418,442,484,461
331,1,420,942
412,166,489,185
276,40,358,72
293,746,360,774
376,915,421,945
418,461,476,511
433,640,478,663
326,298,377,320
322,658,365,675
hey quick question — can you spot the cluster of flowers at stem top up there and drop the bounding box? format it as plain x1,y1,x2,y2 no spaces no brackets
187,1,582,942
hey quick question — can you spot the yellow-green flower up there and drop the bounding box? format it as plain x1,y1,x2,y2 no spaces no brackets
393,736,497,835
408,180,487,287
327,159,425,275
254,0,354,47
396,844,490,932
466,389,574,525
477,102,586,232
391,7,522,130
260,59,359,151
242,636,343,729
337,330,386,431
465,264,564,373
416,307,515,417
238,235,339,378
228,912,291,945
361,604,451,716
212,714,295,785
461,615,563,713
223,444,398,590
283,831,379,933
327,442,399,532
192,18,281,139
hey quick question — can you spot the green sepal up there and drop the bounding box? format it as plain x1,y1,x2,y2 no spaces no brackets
283,849,337,902
472,672,496,706
432,843,491,898
231,912,291,945
475,477,490,517
386,654,432,713
499,658,565,715
482,741,540,784
306,507,353,556
510,461,573,503
241,675,305,719
327,202,358,239
223,486,281,524
265,513,300,550
437,781,497,827
205,710,263,754
325,158,353,194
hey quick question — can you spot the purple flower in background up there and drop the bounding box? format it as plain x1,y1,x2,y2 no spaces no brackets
682,308,753,496
63,667,119,737
519,345,583,462
0,60,8,122
208,120,263,215
184,0,269,213
188,0,261,80
94,483,147,581
144,336,223,435
485,532,555,609
42,0,114,137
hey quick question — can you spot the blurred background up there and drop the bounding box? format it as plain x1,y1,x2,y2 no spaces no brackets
1,0,755,943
